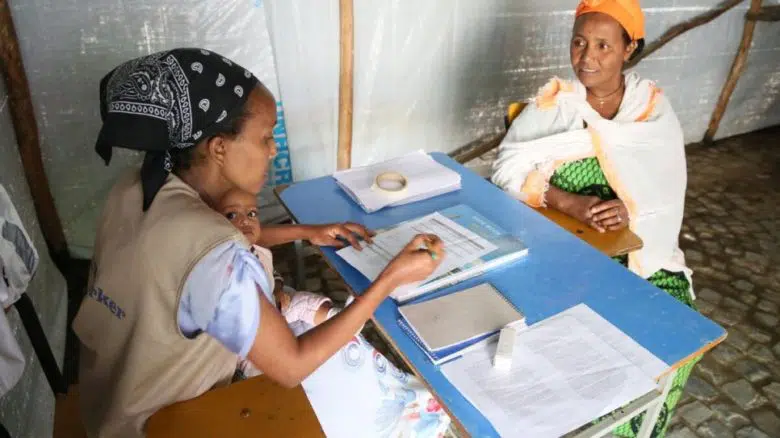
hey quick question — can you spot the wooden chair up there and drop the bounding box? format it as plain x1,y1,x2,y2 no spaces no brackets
504,101,527,130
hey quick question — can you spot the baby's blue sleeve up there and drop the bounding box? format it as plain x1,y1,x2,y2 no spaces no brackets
178,241,273,358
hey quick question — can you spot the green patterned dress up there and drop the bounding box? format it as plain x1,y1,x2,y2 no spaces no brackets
549,157,698,438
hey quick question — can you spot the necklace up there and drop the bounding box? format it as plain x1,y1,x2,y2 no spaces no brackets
589,81,624,108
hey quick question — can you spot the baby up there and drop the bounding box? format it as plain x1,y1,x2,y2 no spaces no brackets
216,189,346,377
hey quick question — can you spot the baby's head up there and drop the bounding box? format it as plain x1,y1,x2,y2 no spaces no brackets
218,189,261,244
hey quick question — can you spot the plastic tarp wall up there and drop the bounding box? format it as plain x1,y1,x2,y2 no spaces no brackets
8,0,780,251
0,78,68,438
266,0,780,181
10,0,291,258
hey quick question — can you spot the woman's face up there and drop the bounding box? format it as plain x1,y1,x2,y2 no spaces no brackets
570,13,634,90
220,86,278,195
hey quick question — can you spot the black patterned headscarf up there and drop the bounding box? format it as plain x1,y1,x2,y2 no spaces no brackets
95,48,260,210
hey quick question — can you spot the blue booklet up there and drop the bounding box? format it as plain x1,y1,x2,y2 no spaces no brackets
398,317,498,365
397,282,527,365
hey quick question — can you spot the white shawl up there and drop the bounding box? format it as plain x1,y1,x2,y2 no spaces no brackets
492,73,692,288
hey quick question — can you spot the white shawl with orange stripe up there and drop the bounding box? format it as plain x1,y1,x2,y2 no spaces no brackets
492,72,691,287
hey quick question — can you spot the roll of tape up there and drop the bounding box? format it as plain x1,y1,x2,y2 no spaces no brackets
373,171,408,193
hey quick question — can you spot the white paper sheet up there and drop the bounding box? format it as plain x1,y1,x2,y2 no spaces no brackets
338,212,497,293
564,304,669,380
333,151,461,213
441,305,660,438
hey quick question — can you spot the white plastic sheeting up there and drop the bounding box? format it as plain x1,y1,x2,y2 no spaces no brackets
8,0,780,251
10,0,290,258
267,0,780,181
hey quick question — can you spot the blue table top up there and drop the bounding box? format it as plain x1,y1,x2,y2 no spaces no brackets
279,152,725,437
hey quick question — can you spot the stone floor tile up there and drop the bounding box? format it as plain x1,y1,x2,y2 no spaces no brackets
686,375,720,404
697,420,734,438
736,426,772,438
697,288,722,304
744,328,772,344
747,344,775,364
755,313,779,329
711,343,743,366
724,330,752,353
723,380,769,410
710,403,752,430
666,425,699,438
750,409,780,436
733,359,772,384
761,383,780,408
678,401,714,427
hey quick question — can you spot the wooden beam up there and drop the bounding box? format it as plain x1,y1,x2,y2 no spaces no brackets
627,0,744,69
0,0,69,265
703,0,763,143
448,133,504,165
336,0,354,170
746,5,780,21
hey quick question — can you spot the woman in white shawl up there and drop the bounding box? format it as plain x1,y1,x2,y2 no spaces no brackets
492,1,696,437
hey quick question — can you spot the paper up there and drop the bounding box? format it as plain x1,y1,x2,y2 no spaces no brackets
333,151,461,213
564,304,669,379
441,305,661,438
338,212,497,297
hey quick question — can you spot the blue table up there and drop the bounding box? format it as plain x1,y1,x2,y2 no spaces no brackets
277,153,726,437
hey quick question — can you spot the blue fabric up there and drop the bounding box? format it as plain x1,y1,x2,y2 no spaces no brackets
178,241,273,358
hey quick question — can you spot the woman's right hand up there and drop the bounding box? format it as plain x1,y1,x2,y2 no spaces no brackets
379,234,445,288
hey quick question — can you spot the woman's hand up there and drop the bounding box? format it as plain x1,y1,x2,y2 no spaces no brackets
246,234,444,388
589,199,629,231
565,194,605,232
379,234,445,287
306,223,374,250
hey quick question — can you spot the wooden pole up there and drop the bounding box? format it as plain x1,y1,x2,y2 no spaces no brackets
703,0,763,143
627,0,744,69
0,0,69,267
746,5,780,21
336,0,354,170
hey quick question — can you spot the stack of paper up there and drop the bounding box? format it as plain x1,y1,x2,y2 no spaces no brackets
337,204,529,303
398,283,526,365
333,151,461,213
440,304,668,438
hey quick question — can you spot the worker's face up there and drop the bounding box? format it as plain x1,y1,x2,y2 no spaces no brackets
211,86,278,196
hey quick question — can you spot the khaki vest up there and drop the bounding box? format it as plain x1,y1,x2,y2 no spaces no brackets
73,170,267,438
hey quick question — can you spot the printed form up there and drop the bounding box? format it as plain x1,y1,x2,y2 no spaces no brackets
338,212,497,282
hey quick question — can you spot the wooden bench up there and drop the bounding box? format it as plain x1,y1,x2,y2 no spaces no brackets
146,375,324,438
55,376,323,438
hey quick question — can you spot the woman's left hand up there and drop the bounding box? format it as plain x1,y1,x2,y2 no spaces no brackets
589,199,629,231
307,223,374,250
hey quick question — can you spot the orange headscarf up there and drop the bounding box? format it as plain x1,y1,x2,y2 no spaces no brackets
575,0,645,40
